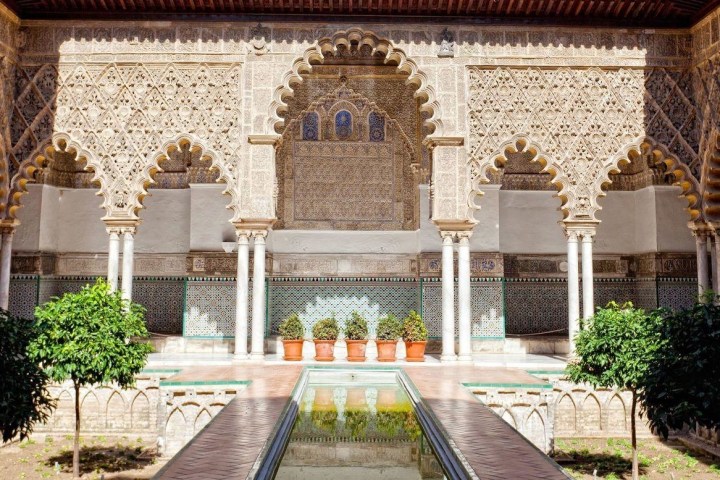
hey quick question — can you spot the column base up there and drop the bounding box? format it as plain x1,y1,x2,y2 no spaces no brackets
249,352,265,361
232,353,249,362
457,354,473,363
440,354,457,363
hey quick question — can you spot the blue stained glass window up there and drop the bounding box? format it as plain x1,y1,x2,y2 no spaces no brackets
302,112,319,141
335,110,352,139
369,112,385,142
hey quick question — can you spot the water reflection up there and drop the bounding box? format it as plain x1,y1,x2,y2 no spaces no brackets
275,384,446,479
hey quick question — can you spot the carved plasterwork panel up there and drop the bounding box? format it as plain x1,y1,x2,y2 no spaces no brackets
8,62,243,220
467,67,701,223
277,81,418,230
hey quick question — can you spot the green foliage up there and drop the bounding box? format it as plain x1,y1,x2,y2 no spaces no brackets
0,310,55,443
344,409,370,438
566,302,662,392
376,314,402,341
376,410,405,437
311,409,338,434
29,279,153,388
312,317,339,340
278,313,305,340
402,310,428,342
344,311,368,340
639,301,720,439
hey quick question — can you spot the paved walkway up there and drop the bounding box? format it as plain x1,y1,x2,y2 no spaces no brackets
405,366,569,479
154,363,568,480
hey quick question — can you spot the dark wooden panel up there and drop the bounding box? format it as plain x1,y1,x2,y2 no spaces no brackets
1,0,717,26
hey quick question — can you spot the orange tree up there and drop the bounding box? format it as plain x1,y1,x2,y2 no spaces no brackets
28,279,152,478
566,302,662,480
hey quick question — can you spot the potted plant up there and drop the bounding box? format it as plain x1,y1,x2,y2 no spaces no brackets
278,313,305,361
376,314,402,362
312,317,339,361
402,310,428,362
344,311,369,362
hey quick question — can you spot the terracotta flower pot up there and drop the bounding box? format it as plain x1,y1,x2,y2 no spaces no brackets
376,387,398,408
282,339,304,361
376,340,398,362
404,340,427,362
346,387,367,409
346,339,368,362
313,386,335,409
314,339,336,361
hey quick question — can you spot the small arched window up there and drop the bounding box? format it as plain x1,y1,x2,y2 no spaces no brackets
369,112,385,142
302,112,319,141
335,110,352,139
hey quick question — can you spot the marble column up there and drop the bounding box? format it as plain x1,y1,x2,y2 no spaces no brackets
440,232,456,362
457,232,473,362
0,226,15,310
581,230,595,320
121,227,135,302
250,231,267,360
566,230,580,353
106,228,121,292
695,230,710,298
234,231,250,360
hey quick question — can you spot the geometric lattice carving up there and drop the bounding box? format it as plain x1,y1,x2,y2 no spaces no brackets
468,67,702,223
421,280,504,338
267,281,420,338
9,63,242,221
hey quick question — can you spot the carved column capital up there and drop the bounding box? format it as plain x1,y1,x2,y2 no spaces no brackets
456,231,473,243
440,231,456,243
252,230,268,241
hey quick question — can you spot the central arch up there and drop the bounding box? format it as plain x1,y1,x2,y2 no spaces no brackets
268,28,445,137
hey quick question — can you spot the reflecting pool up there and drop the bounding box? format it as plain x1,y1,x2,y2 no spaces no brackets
275,371,447,480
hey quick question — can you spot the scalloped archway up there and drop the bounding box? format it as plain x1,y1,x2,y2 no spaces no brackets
267,28,445,137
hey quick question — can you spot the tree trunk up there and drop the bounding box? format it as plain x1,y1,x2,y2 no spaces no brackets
73,380,80,478
631,388,638,480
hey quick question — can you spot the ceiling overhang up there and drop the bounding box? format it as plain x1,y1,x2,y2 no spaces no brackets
1,0,719,28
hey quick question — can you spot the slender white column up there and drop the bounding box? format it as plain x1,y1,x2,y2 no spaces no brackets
440,232,456,362
234,231,250,360
0,227,15,310
695,230,710,298
457,232,473,362
566,230,580,354
106,229,121,292
121,228,135,302
581,231,595,320
250,231,267,360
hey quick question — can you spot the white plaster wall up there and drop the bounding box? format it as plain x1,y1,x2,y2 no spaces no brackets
498,191,566,254
189,184,235,251
56,189,107,253
595,191,638,254
13,184,43,252
469,185,500,252
136,189,190,254
655,186,695,253
634,187,658,254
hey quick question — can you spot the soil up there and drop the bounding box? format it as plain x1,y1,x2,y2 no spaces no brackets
555,437,720,480
0,436,167,479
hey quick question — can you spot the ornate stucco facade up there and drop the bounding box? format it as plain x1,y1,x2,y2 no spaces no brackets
2,5,720,355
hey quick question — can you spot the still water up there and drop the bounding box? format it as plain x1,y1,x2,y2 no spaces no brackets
275,373,447,480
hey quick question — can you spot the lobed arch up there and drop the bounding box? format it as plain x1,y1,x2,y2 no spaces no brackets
267,28,444,136
7,132,106,221
702,131,720,222
605,136,703,222
141,134,240,223
470,134,572,220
